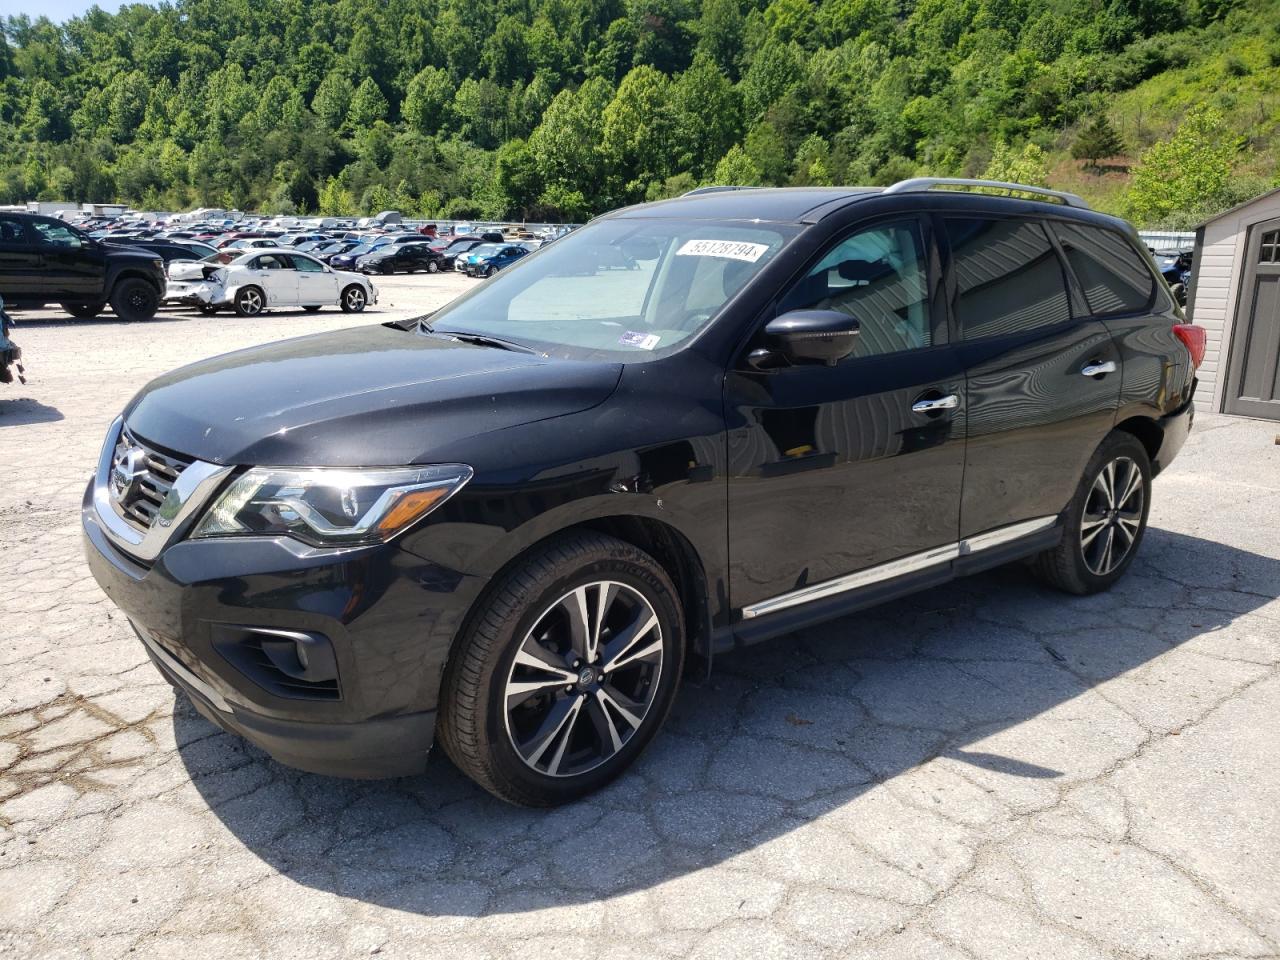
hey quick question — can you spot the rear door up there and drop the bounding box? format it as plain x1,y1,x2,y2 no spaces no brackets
248,253,298,305
944,216,1120,540
0,217,42,299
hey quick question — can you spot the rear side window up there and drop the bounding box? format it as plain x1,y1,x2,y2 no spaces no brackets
1052,222,1155,315
945,218,1072,339
0,218,32,245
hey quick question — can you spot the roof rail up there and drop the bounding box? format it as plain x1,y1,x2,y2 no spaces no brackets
681,185,758,197
883,177,1090,209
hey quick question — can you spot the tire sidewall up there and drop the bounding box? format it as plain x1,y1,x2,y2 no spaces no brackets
478,552,684,804
1064,434,1152,590
235,286,264,317
110,279,158,321
341,285,366,312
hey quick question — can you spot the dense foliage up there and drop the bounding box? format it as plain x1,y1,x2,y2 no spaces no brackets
1,0,1277,225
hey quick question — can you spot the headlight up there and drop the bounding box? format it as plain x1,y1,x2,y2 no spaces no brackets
192,464,473,546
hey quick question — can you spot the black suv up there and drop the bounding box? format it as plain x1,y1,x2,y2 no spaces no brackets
0,213,166,320
82,180,1202,806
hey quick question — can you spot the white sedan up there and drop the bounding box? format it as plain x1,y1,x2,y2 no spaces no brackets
165,251,377,317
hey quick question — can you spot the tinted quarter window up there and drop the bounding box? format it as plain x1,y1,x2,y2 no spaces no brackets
945,218,1072,339
779,220,931,357
1052,221,1155,315
0,218,32,245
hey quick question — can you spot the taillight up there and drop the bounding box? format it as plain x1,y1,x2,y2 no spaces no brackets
1173,323,1206,369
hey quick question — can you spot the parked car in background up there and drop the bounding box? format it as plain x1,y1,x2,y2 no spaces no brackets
0,212,166,320
165,250,376,316
463,243,530,276
438,237,494,270
108,238,219,264
357,242,444,274
313,240,361,264
328,243,378,270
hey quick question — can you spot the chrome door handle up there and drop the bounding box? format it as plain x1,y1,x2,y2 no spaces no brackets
911,394,960,413
1081,360,1117,377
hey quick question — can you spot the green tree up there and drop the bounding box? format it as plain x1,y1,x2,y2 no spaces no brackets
404,67,454,134
1126,107,1241,226
981,140,1050,186
711,143,763,185
602,65,674,201
1071,114,1125,170
740,39,800,122
311,71,354,129
348,78,390,129
671,54,742,177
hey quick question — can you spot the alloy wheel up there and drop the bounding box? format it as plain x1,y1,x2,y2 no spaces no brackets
503,580,664,778
238,289,263,315
345,287,366,310
1080,456,1144,576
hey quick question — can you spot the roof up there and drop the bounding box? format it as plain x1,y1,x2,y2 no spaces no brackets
1195,186,1280,228
613,188,880,223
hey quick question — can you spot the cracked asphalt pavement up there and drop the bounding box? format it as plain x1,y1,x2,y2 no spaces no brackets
2,275,1279,959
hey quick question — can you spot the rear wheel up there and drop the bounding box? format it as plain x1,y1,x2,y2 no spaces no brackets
234,286,265,317
437,532,684,806
63,302,105,319
109,279,159,322
1031,431,1151,595
340,284,367,313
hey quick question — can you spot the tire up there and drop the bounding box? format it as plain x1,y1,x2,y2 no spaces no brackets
426,260,439,274
108,279,159,322
198,304,219,316
340,284,368,313
437,532,685,807
303,305,323,313
1030,431,1152,595
234,286,265,317
486,265,497,278
63,302,105,319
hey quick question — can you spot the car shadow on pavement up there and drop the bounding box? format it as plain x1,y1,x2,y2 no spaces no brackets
0,397,64,426
175,526,1279,915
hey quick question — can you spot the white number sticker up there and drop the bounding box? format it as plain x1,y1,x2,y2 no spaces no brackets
675,239,770,263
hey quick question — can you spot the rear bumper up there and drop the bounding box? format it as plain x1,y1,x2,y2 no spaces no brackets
1153,382,1196,476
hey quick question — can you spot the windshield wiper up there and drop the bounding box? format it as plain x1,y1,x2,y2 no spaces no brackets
425,326,543,356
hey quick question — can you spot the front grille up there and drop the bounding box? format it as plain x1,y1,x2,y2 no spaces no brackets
110,428,194,533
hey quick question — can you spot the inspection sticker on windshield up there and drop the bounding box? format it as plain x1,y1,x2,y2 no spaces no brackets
675,239,769,262
619,331,662,350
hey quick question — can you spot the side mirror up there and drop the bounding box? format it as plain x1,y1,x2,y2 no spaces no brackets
762,309,861,366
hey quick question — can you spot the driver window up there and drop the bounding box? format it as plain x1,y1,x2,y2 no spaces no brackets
32,221,83,248
779,220,931,358
293,256,324,272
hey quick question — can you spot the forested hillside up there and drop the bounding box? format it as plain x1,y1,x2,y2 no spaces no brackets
1,0,1277,226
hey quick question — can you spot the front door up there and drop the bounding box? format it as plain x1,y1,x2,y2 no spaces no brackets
943,216,1121,539
30,218,105,297
291,254,338,304
726,216,966,616
1224,219,1280,420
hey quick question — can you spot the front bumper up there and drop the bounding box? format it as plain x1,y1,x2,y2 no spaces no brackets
82,468,485,779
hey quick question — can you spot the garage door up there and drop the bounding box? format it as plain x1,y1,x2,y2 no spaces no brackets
1225,219,1280,419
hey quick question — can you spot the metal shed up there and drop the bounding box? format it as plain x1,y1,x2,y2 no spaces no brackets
1188,188,1280,420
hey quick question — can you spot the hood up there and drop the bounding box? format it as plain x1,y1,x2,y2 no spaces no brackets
100,241,165,262
122,325,623,466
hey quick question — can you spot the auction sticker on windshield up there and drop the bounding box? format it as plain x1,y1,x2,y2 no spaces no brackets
675,239,770,262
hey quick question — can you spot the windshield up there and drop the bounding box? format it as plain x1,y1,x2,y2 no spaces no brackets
423,217,796,361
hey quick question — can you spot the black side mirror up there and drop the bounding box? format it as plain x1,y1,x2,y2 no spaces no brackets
761,309,861,366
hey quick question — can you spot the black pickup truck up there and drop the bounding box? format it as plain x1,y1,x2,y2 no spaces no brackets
0,213,166,320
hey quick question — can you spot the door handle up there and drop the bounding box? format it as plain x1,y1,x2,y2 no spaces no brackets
1081,360,1117,377
911,394,960,414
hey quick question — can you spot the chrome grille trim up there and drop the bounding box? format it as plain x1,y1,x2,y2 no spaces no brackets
93,416,233,563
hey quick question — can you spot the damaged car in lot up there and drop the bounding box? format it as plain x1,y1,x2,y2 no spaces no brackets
165,250,376,317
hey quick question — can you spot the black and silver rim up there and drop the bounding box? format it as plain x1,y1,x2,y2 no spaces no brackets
345,287,366,310
126,287,154,312
503,580,664,778
1080,456,1144,576
238,289,263,315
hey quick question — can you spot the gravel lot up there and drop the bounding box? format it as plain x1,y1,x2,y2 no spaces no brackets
2,275,1278,959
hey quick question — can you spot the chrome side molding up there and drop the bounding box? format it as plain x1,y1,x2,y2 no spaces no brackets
741,515,1059,620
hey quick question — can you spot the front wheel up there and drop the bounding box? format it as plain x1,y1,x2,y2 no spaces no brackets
485,265,497,278
340,284,368,313
426,259,439,273
1031,431,1151,595
437,532,684,806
